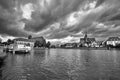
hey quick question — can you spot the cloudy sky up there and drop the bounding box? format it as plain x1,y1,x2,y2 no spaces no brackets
0,0,120,43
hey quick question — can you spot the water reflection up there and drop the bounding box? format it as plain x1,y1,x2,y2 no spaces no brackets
0,49,120,80
0,61,5,80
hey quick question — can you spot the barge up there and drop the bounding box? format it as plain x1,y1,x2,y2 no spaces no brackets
13,38,34,54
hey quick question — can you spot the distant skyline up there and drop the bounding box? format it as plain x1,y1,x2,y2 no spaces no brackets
0,0,120,43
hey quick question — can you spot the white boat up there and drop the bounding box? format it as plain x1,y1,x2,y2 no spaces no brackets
13,38,34,54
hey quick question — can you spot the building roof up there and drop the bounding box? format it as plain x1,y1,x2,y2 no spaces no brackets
87,38,96,42
31,37,44,39
96,41,103,43
14,38,34,42
80,38,85,41
107,37,120,41
80,38,96,42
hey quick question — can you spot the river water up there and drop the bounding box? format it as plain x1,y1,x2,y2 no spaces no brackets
0,49,120,80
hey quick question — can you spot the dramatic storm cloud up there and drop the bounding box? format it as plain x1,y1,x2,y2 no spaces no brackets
0,0,120,42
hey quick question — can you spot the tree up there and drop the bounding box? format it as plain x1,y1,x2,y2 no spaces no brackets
34,36,46,47
34,40,41,47
73,43,78,48
28,35,32,39
7,39,14,45
2,42,8,46
46,41,51,48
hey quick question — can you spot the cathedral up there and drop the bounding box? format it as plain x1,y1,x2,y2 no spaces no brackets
80,33,96,47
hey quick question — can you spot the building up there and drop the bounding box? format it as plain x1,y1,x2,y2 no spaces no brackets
61,43,78,48
105,37,120,46
65,43,73,48
13,38,34,53
80,33,96,47
91,41,103,47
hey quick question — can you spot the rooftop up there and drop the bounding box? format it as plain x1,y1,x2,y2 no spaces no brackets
30,37,44,39
14,38,34,42
80,38,96,42
107,37,120,41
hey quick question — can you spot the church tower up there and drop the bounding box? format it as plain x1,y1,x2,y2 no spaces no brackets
84,32,87,39
84,32,88,43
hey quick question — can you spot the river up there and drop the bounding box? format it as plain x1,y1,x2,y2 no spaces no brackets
0,49,120,80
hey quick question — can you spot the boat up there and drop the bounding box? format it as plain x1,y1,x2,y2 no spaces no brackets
13,38,34,54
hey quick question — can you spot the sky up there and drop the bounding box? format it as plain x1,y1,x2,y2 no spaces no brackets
0,0,120,43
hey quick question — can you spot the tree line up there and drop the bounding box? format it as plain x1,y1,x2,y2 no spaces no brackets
1,35,51,48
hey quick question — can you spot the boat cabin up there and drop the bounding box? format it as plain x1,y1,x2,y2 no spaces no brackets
13,38,34,53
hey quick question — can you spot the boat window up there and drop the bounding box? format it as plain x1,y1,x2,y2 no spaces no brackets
25,43,30,46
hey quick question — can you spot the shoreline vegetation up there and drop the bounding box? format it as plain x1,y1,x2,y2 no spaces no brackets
1,35,120,53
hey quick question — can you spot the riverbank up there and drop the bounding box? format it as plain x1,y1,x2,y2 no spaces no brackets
33,47,120,50
0,48,7,62
54,47,120,50
56,47,107,50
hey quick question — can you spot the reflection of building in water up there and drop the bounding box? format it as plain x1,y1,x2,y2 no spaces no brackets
0,61,4,79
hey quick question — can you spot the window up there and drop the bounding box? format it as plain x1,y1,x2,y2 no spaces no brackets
25,43,30,46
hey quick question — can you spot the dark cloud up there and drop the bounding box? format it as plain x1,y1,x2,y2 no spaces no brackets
95,0,106,7
0,0,120,41
0,18,27,37
99,9,119,22
41,0,120,39
24,12,56,32
109,14,120,21
47,31,70,39
24,0,85,32
0,0,15,9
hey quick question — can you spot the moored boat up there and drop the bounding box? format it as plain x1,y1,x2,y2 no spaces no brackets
13,38,34,54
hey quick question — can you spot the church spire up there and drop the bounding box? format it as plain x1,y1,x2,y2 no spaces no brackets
84,32,88,43
84,32,87,39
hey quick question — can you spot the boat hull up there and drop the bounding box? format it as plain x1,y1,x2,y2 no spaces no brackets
14,50,30,54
